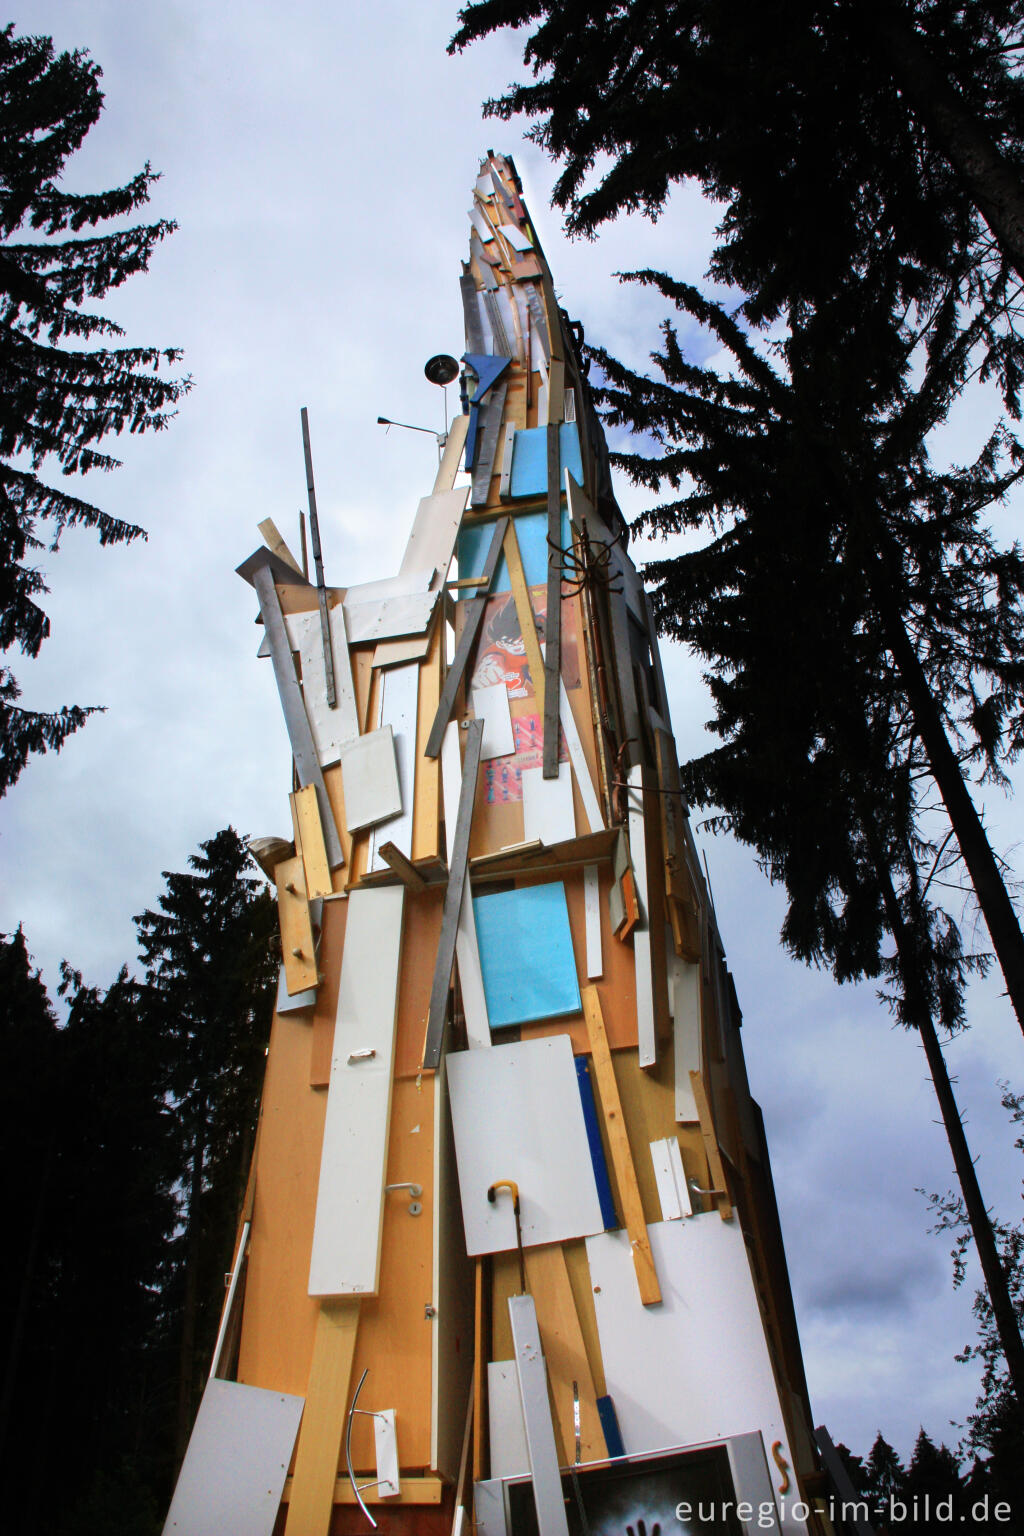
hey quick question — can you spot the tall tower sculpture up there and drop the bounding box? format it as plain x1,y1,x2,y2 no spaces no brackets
163,154,834,1536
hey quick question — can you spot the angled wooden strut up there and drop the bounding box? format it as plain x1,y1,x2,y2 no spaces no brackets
248,553,344,869
543,421,562,778
425,516,508,759
422,717,485,1070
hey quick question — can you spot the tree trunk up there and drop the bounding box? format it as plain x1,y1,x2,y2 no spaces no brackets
867,550,1024,1035
877,13,1024,287
175,1114,205,1468
879,871,1024,1409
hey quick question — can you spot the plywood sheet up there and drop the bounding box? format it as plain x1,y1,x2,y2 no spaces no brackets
163,1378,303,1536
447,1036,604,1255
586,1218,797,1493
473,882,581,1028
308,886,405,1296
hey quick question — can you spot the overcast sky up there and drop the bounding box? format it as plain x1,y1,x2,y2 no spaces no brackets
6,0,1024,1467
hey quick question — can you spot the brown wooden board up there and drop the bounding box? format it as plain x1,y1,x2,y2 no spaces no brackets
275,854,318,995
523,1243,604,1463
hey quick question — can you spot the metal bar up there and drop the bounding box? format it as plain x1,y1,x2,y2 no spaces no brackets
344,1368,378,1530
508,1294,570,1536
252,558,344,868
471,381,508,507
424,516,508,759
422,717,484,1070
543,424,562,778
300,406,337,709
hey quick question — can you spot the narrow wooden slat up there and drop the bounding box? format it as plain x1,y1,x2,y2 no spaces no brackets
689,1069,734,1221
252,559,344,868
259,516,303,573
543,422,562,778
376,840,427,891
291,785,333,900
523,1244,604,1463
283,1298,360,1536
276,854,318,995
471,382,509,507
581,985,661,1306
424,517,508,759
422,718,485,1070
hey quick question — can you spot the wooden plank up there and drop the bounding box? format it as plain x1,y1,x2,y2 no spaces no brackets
558,677,603,834
283,1298,360,1536
430,1061,476,1480
425,517,508,759
473,1258,486,1483
499,421,516,499
412,617,443,865
259,516,303,574
434,413,470,494
471,381,508,507
422,718,485,1069
281,1475,444,1506
291,785,333,900
371,631,433,668
343,590,438,644
488,1361,530,1477
471,681,515,759
523,1244,604,1464
339,725,402,833
308,886,406,1295
583,863,602,979
508,1294,570,1536
275,855,318,996
581,985,661,1306
376,841,427,891
649,1136,692,1220
627,764,657,1067
440,721,491,1050
543,422,562,777
400,484,470,588
689,1069,734,1221
252,561,344,868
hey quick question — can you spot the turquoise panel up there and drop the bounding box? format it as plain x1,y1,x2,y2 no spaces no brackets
456,507,572,597
473,882,582,1028
509,422,583,499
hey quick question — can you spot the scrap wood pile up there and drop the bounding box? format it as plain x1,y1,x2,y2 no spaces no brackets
163,155,833,1536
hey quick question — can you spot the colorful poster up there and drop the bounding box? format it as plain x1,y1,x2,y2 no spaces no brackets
470,585,581,700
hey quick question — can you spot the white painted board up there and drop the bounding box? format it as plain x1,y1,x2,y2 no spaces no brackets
586,1219,805,1534
162,1377,303,1536
340,724,402,833
344,568,435,606
399,485,470,587
628,764,657,1067
284,605,360,767
374,1409,400,1498
344,590,438,643
672,955,703,1121
521,760,575,844
276,964,316,1013
308,886,405,1295
447,1036,605,1255
441,721,490,1049
500,222,533,252
558,677,604,833
583,863,603,979
487,1361,530,1479
471,682,515,759
370,662,419,871
470,206,495,242
650,1137,692,1220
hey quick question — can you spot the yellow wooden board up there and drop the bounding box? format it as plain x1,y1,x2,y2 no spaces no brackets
276,854,318,994
581,985,661,1306
291,785,334,900
284,1298,360,1536
523,1243,604,1464
690,1069,734,1221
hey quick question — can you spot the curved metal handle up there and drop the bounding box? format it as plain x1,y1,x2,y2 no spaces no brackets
344,1369,378,1529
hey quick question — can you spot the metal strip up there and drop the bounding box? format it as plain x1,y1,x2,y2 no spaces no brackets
471,381,508,507
543,423,562,778
425,517,508,759
508,1294,570,1536
461,273,486,354
300,408,337,710
422,717,485,1070
252,560,344,867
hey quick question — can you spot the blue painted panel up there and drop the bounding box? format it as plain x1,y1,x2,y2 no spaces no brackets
509,422,583,499
473,882,582,1028
456,508,571,599
596,1395,625,1459
575,1056,619,1230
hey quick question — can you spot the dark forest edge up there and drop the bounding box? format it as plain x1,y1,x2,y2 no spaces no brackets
0,828,278,1536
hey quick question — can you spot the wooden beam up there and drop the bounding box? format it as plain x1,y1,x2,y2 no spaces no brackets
259,516,304,574
424,516,509,759
523,1244,604,1463
275,854,318,995
422,717,485,1070
376,840,427,892
543,422,562,778
581,985,661,1306
434,413,470,494
689,1069,734,1221
284,1298,360,1536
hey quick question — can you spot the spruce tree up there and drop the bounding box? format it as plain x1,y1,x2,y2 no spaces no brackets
134,829,278,1458
0,25,188,794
